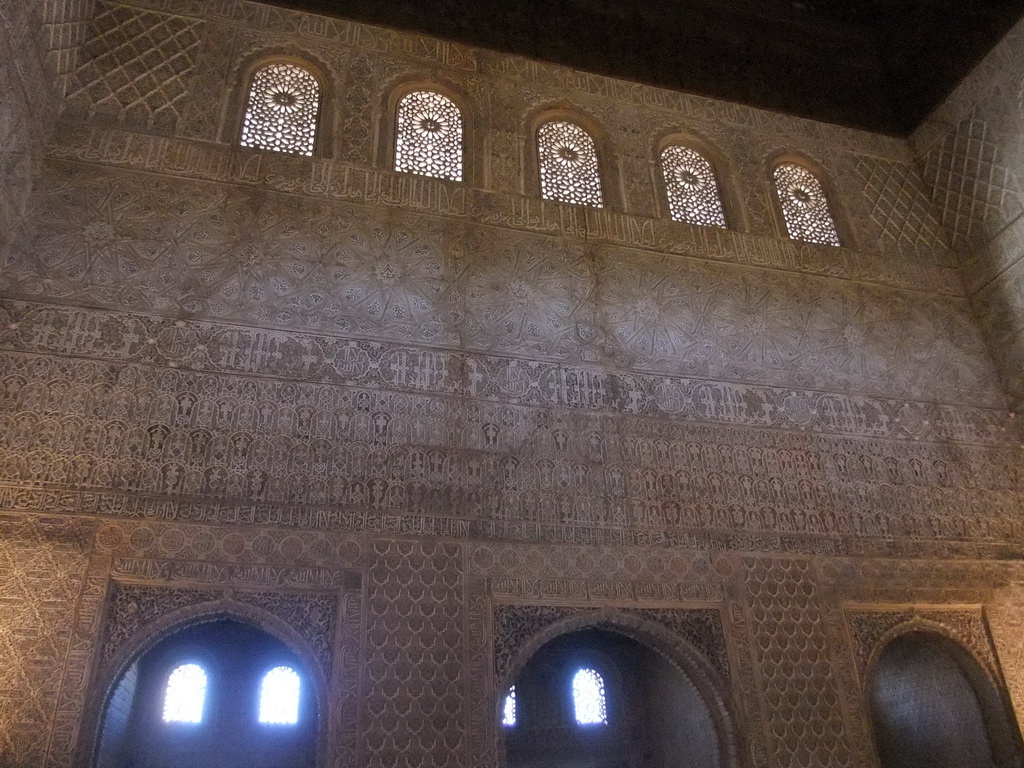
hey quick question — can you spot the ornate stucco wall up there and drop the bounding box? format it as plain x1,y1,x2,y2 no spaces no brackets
913,15,1024,410
2,2,1024,767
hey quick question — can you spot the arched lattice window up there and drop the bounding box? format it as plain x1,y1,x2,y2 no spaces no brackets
259,666,301,725
660,145,727,227
537,120,603,207
162,663,207,723
772,162,840,246
395,90,464,181
572,668,607,726
240,62,321,156
502,685,517,727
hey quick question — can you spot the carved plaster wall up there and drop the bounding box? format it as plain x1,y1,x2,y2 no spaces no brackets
913,15,1024,408
2,1,1024,768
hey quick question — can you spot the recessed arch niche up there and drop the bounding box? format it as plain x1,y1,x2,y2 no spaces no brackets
94,618,319,768
868,630,1023,768
500,625,733,768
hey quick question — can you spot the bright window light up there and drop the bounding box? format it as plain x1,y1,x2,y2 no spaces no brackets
502,685,516,727
259,666,301,724
572,668,607,726
163,663,207,723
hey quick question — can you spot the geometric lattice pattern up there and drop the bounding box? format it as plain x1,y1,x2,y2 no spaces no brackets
773,162,841,246
365,542,465,766
395,91,464,181
240,63,321,156
660,146,727,228
0,518,89,767
919,114,1024,249
744,558,852,767
65,5,202,126
537,120,604,207
852,156,949,251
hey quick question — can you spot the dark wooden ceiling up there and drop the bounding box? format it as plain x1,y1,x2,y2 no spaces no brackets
263,0,1024,135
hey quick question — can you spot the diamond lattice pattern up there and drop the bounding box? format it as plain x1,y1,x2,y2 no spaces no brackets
65,5,202,123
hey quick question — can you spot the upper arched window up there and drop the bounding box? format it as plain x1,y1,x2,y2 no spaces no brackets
240,62,321,156
772,162,840,246
660,145,727,228
572,668,607,726
162,663,207,723
395,90,464,181
537,120,604,207
259,665,301,725
502,685,517,727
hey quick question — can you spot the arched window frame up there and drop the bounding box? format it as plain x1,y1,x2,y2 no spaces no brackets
225,52,334,159
380,80,478,186
161,661,208,724
653,131,736,229
570,666,609,726
864,624,1023,768
258,664,302,725
769,156,846,247
83,606,333,768
525,106,622,210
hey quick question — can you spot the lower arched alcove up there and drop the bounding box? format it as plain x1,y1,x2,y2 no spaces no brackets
95,619,318,768
869,630,1022,768
502,628,725,768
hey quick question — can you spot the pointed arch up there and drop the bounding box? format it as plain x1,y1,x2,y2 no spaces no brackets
864,622,1023,768
82,598,330,768
497,609,740,768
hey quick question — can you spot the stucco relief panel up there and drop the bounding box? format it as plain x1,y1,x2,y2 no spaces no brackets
0,515,93,767
364,540,466,768
64,3,204,131
0,346,1022,551
988,585,1024,730
594,247,999,405
741,557,855,768
5,161,1006,408
845,154,952,263
972,256,1024,405
919,108,1024,253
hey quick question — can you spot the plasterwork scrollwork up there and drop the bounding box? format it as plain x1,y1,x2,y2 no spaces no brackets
492,604,729,684
2,160,1002,405
986,585,1024,733
2,301,1014,446
0,514,95,767
101,580,341,676
844,607,999,682
740,556,855,768
364,540,466,768
1,339,1023,555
